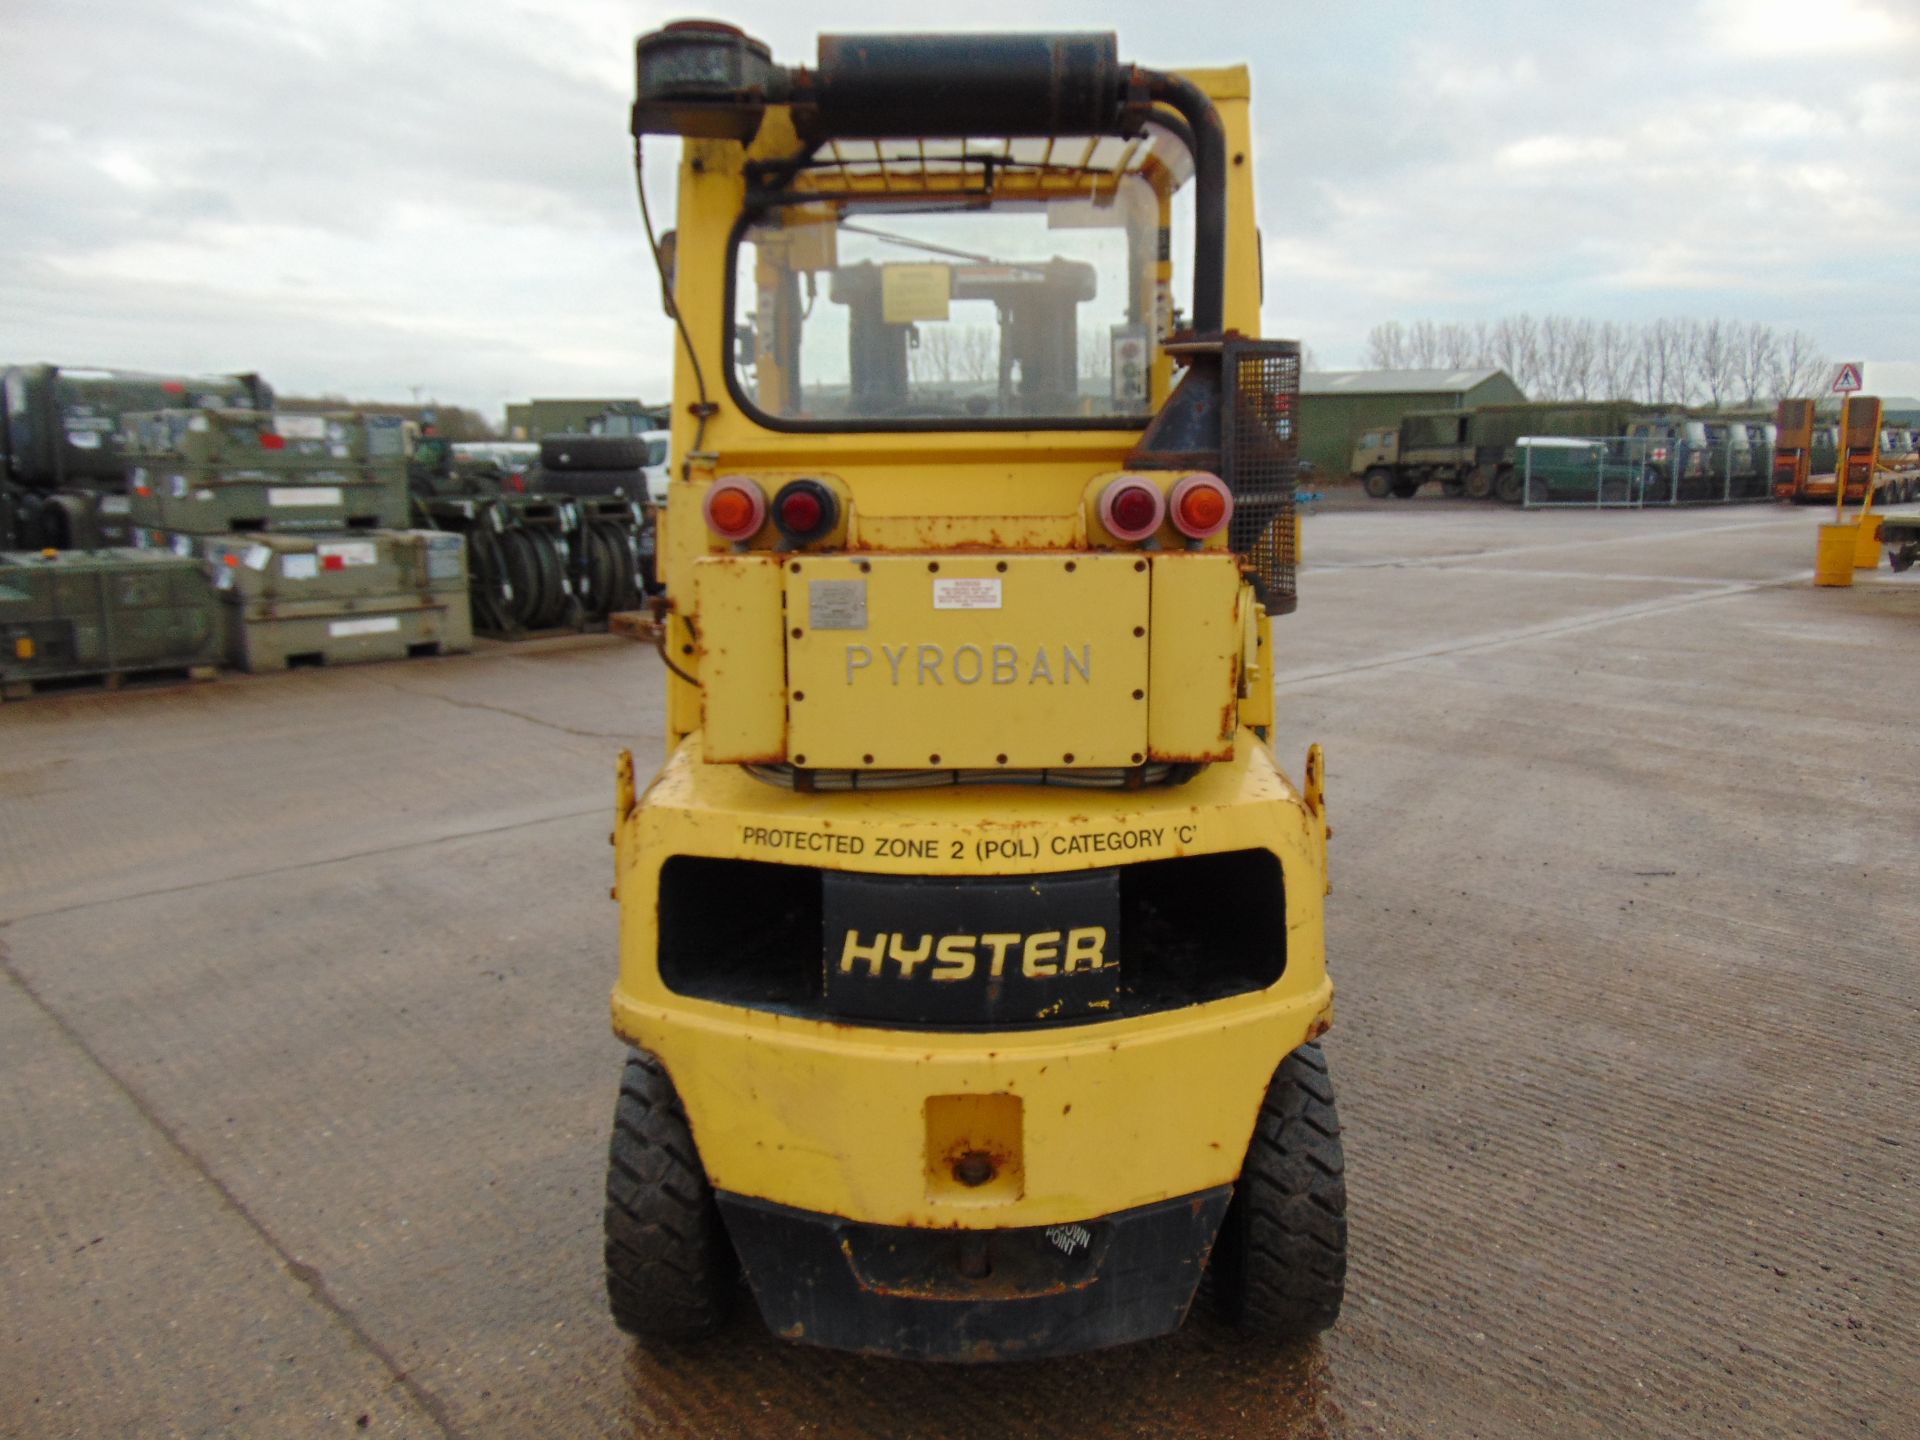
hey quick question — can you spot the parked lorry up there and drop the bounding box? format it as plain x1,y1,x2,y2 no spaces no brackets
1353,401,1653,502
602,20,1343,1362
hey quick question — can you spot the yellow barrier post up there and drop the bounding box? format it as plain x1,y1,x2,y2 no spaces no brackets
1816,522,1859,586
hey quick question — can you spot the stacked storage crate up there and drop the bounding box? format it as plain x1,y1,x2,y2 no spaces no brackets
123,408,473,670
0,547,223,698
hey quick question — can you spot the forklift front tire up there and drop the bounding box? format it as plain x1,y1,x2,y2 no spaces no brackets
604,1051,737,1340
1210,1042,1348,1341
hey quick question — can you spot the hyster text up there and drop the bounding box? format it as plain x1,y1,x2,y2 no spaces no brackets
838,928,1110,981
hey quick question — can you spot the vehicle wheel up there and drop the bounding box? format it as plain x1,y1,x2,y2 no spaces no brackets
1464,465,1495,500
1210,1042,1347,1341
1493,467,1523,505
1441,477,1466,497
605,1050,737,1339
541,434,649,472
1361,467,1395,500
1389,478,1420,499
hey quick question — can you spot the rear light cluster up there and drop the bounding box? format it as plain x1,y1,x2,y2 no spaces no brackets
1097,473,1232,544
703,473,1233,549
704,477,841,545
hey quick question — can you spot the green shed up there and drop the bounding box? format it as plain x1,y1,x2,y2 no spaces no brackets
504,398,669,440
1299,368,1526,479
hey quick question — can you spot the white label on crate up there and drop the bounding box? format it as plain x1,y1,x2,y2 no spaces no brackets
66,430,103,449
244,544,272,571
273,414,327,440
173,534,194,556
282,554,319,580
215,567,235,591
268,486,342,507
932,577,1002,610
317,541,376,567
329,616,401,638
329,444,349,459
98,495,131,515
194,489,214,501
189,415,210,432
171,474,188,498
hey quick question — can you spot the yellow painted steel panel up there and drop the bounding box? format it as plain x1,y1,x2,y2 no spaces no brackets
783,555,1149,770
611,737,1333,1228
1146,555,1243,762
693,555,787,762
1240,603,1275,731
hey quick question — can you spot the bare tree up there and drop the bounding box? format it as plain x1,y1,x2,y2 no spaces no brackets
1697,318,1734,407
1364,312,1829,407
1770,329,1830,400
1365,321,1409,370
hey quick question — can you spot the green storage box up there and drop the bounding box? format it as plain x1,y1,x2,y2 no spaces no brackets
193,529,472,672
0,547,221,694
122,408,409,534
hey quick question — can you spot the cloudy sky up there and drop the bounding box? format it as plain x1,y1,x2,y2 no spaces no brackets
3,0,1917,421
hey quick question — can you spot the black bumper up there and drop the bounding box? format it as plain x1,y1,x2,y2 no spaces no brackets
716,1187,1233,1361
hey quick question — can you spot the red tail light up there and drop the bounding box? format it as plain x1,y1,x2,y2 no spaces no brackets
1169,474,1233,539
772,479,837,542
1098,477,1165,542
703,477,766,541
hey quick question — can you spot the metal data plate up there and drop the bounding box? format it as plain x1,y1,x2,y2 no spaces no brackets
784,555,1149,769
822,869,1121,1026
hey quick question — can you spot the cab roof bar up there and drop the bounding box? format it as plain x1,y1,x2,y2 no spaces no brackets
630,21,1226,334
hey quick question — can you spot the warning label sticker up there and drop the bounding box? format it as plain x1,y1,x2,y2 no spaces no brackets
268,486,342,507
329,616,401,638
932,577,1003,611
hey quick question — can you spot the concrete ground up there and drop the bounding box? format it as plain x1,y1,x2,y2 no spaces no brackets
3,498,1916,1439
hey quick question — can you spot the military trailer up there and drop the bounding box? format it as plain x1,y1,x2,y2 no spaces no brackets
1,365,273,548
0,547,222,697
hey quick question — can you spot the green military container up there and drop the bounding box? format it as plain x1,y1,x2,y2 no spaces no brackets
3,365,271,491
193,529,472,671
122,408,410,534
0,547,221,696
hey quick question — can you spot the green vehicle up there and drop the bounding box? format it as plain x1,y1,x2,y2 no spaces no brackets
1512,437,1658,506
1353,401,1655,503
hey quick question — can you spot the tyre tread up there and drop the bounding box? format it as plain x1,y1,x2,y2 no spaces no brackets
1213,1042,1349,1340
603,1051,736,1339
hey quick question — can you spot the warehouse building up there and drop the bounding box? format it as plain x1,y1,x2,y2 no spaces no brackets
1299,368,1525,477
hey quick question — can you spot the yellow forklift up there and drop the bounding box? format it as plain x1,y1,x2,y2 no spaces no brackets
605,22,1344,1360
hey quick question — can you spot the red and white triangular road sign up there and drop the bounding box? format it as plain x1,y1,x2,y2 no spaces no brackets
1831,362,1863,394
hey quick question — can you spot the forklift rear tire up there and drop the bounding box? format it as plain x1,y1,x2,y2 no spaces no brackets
1494,468,1524,505
604,1051,737,1339
1362,467,1395,499
1210,1042,1347,1340
1464,465,1495,500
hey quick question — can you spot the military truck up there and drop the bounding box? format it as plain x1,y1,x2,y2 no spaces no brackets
1352,401,1652,503
2,364,273,547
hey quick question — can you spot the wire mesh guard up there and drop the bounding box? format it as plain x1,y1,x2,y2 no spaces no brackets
1219,340,1300,615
